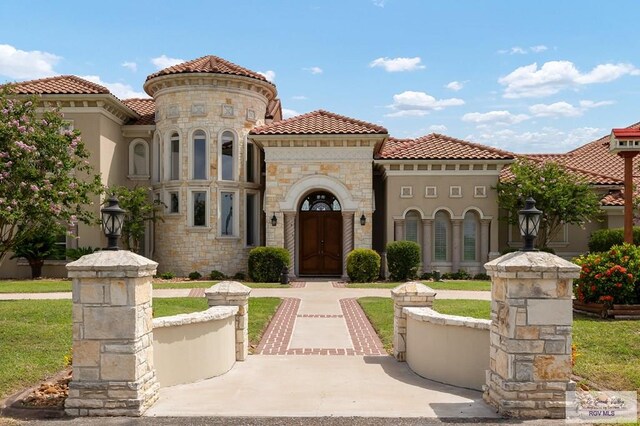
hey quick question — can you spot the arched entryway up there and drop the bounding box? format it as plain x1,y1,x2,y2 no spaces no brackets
298,191,343,276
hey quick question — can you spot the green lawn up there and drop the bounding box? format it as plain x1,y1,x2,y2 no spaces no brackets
153,281,291,290
346,280,490,291
357,297,640,392
0,297,281,399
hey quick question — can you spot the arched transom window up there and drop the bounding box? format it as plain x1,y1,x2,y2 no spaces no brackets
300,192,341,212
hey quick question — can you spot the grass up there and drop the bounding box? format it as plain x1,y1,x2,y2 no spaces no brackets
0,296,282,399
357,297,640,392
346,280,491,291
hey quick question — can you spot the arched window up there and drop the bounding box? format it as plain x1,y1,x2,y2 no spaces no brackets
192,130,207,180
169,132,180,181
152,134,161,182
128,139,149,178
220,130,235,181
300,192,341,211
405,210,420,243
434,210,450,262
463,211,479,261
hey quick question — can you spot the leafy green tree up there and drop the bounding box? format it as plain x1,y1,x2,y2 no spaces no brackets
10,221,65,278
108,185,163,253
0,87,102,266
496,159,601,249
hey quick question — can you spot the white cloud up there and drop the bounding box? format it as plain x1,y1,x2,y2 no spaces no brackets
303,66,323,75
386,91,464,117
372,0,386,7
369,57,425,72
530,45,548,53
258,70,276,82
151,55,185,70
467,126,604,153
121,61,137,72
291,95,308,100
499,61,640,98
0,44,60,79
498,45,548,55
81,75,148,99
428,124,448,132
529,100,614,117
445,81,464,91
462,110,529,125
282,108,299,119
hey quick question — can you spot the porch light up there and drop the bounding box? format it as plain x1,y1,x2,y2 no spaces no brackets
518,197,542,252
360,214,366,226
101,195,126,251
271,213,277,226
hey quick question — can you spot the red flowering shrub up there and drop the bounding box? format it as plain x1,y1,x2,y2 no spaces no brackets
573,243,640,305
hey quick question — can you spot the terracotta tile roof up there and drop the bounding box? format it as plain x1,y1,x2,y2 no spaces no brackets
7,75,110,95
146,55,271,84
122,98,155,125
601,190,624,206
499,158,623,185
377,133,514,160
250,110,388,135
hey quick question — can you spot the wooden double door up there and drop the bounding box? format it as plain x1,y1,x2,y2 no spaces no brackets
299,211,343,276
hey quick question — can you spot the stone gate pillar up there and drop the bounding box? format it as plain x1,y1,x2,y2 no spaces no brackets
205,281,251,361
391,282,436,361
65,251,159,416
484,251,580,418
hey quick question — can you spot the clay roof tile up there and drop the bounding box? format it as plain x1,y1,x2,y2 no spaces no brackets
250,110,388,135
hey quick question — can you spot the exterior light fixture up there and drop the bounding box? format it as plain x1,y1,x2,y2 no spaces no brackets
101,195,126,250
518,197,542,252
271,213,277,226
360,214,366,226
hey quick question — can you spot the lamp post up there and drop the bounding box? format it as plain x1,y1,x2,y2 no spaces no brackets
609,128,640,243
101,196,126,250
518,197,542,252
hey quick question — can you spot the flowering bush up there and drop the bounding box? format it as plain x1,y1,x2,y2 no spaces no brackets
573,244,640,305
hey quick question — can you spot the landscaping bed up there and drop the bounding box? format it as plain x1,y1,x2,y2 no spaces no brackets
345,280,490,291
573,301,640,319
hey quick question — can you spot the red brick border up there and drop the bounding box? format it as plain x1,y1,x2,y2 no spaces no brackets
255,298,299,355
186,281,306,298
340,298,387,356
331,281,348,288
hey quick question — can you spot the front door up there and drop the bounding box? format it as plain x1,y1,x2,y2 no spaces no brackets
298,191,343,276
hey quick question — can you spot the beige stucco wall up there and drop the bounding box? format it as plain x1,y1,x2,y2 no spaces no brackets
405,307,490,391
152,307,237,388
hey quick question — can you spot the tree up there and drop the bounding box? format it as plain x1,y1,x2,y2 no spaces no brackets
10,221,65,278
0,87,102,267
108,185,163,253
496,158,601,249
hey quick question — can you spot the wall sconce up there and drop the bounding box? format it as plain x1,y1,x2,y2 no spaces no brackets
360,214,366,226
518,197,542,252
271,213,277,226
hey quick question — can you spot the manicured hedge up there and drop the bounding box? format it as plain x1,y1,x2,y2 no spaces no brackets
588,227,640,253
386,241,421,281
248,247,290,283
346,248,381,282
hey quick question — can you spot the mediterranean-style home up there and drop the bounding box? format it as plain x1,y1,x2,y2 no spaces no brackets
1,55,636,279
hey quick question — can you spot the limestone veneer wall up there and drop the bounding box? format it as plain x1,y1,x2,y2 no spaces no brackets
152,306,238,387
404,307,490,391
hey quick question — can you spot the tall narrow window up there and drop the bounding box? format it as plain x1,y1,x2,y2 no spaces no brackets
405,210,419,243
192,191,206,227
192,130,206,180
153,135,161,182
133,143,147,175
246,193,258,246
221,131,234,181
221,192,234,235
463,211,478,261
246,141,255,183
434,211,450,262
169,191,179,214
170,133,180,181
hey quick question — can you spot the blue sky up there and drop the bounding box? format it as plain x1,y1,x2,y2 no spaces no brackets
1,0,639,153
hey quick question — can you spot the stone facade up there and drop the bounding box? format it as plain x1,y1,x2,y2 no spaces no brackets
483,251,579,418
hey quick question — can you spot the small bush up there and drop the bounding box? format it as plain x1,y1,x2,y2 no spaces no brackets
588,227,640,253
386,241,421,281
473,273,491,281
159,272,175,280
420,272,433,280
573,243,640,305
346,248,381,283
65,246,100,260
441,270,472,280
500,247,519,255
233,271,246,281
188,271,202,280
248,247,290,283
209,270,226,280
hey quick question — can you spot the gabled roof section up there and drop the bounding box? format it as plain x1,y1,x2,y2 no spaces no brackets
8,75,110,95
499,158,623,185
377,133,514,160
250,110,388,136
122,98,155,125
146,55,271,84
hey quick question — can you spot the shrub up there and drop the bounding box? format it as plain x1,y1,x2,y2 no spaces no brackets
346,248,381,283
539,246,556,254
233,271,246,281
65,246,99,260
588,227,640,253
500,247,519,255
188,271,202,280
159,272,175,280
420,272,433,280
441,269,472,280
386,241,421,281
473,273,491,281
248,247,290,283
573,243,640,305
209,270,226,280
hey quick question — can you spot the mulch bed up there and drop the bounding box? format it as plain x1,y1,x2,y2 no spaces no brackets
573,301,640,319
1,369,70,419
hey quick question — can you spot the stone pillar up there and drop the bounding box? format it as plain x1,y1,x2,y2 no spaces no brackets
483,251,580,419
480,219,490,267
284,212,296,277
451,219,462,272
394,219,404,241
342,212,354,279
421,219,433,274
65,251,159,417
205,281,251,361
391,282,436,361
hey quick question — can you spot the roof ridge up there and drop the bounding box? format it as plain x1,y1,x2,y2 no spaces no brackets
7,74,111,94
425,132,515,157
